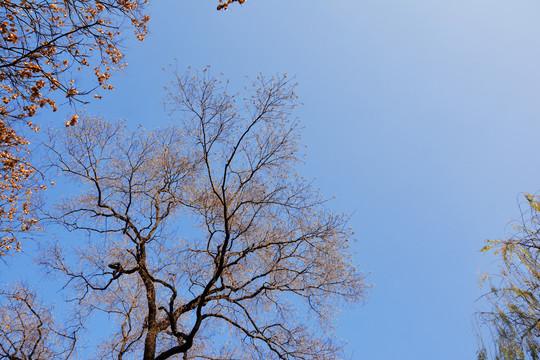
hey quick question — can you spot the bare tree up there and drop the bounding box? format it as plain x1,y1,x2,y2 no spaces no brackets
0,284,81,360
40,69,367,359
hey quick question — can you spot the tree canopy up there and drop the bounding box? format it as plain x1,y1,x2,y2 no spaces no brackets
0,0,150,256
477,194,540,360
0,0,249,256
0,69,367,360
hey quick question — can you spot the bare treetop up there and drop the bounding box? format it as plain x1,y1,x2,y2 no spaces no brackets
34,69,368,360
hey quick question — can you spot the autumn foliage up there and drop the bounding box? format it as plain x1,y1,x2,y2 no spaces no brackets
0,0,150,122
216,0,246,11
0,120,39,255
0,0,253,257
0,0,150,255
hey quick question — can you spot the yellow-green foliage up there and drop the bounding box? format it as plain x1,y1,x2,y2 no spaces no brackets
477,194,540,360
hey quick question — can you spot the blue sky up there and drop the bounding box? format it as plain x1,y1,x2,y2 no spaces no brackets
6,1,540,359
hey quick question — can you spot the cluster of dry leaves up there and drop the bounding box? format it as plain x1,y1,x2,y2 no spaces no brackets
0,0,151,255
0,0,249,257
216,0,246,11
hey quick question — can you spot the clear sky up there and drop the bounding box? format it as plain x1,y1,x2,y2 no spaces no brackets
6,1,540,359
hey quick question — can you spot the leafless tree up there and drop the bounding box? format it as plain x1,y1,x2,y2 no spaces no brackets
39,69,367,360
0,284,81,360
